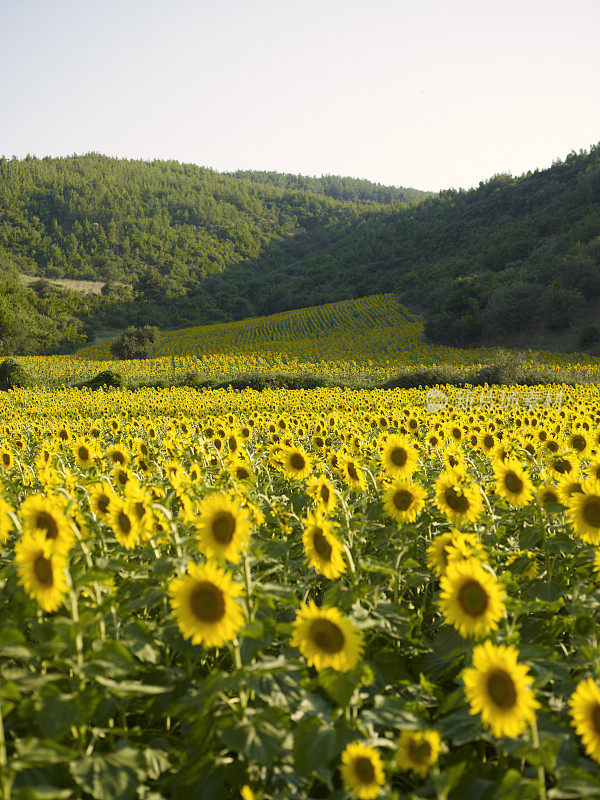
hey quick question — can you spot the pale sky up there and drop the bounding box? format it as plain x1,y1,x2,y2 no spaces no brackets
1,0,599,192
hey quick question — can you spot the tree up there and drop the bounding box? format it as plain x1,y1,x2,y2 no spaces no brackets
109,325,160,359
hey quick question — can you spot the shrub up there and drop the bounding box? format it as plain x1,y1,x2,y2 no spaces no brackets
78,370,126,390
109,325,160,360
0,358,33,390
578,325,600,352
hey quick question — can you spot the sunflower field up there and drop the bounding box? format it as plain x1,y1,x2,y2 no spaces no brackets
74,294,599,384
3,382,600,799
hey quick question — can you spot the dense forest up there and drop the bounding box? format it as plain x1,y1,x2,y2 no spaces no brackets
0,147,599,354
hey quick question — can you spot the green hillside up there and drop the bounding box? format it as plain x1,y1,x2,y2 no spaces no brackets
0,146,599,355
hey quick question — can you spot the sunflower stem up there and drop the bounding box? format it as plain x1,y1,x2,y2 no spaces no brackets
530,718,547,800
243,549,253,620
70,589,84,671
0,701,12,800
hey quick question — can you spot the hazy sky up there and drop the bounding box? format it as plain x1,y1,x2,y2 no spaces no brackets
1,0,599,192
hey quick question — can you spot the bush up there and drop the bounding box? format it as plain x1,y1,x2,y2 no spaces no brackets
109,325,160,360
578,325,600,352
0,358,33,390
77,369,126,390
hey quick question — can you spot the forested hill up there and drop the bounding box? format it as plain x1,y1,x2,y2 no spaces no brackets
228,170,429,205
0,146,599,355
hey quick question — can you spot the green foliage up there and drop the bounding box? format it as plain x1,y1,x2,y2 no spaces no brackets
77,369,126,390
109,326,160,360
0,358,32,390
578,325,600,352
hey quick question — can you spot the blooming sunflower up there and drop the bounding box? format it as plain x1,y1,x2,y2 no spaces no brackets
306,473,337,513
20,494,74,554
340,742,385,800
281,445,313,480
463,640,539,738
435,470,482,525
426,530,483,577
537,481,561,509
568,479,600,545
341,456,367,491
394,729,441,777
89,482,116,521
0,447,15,470
567,429,591,456
0,496,13,544
570,677,600,763
72,438,96,469
302,510,346,579
494,458,534,507
442,446,467,473
229,458,255,484
106,444,129,466
379,434,418,478
195,493,250,563
556,473,584,505
439,558,505,638
382,479,426,523
108,497,141,549
291,601,363,672
168,560,245,647
14,530,69,612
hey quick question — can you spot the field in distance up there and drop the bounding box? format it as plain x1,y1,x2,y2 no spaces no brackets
75,293,597,373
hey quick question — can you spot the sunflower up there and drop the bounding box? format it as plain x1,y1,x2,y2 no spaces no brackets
382,479,426,523
587,458,600,483
0,447,14,470
568,479,600,545
306,473,337,513
442,446,467,473
20,494,74,554
394,729,441,777
108,497,140,549
281,445,313,480
291,601,363,672
111,465,132,490
567,429,591,456
546,454,575,476
463,640,539,738
427,530,483,577
379,434,418,478
0,496,13,544
556,473,584,505
89,482,116,521
302,510,346,579
435,470,482,525
570,677,600,764
494,458,534,507
14,530,69,612
341,456,367,491
439,558,505,638
125,480,154,535
537,481,561,509
106,444,129,466
168,560,245,647
229,458,255,484
72,438,96,469
196,493,250,563
339,742,385,800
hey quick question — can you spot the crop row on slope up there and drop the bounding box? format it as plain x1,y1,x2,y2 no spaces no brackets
72,294,599,385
